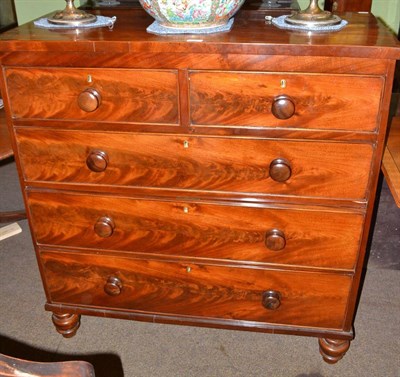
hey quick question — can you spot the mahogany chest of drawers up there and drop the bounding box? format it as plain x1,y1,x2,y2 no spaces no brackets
1,8,399,364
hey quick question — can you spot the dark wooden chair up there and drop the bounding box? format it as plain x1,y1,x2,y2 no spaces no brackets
0,353,95,376
381,26,400,208
382,116,400,208
1,7,26,226
324,0,372,12
0,103,26,223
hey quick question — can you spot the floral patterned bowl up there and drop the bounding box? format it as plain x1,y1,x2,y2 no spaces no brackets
139,0,246,29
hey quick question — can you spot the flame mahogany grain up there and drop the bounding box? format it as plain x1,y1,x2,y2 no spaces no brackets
41,251,352,329
27,190,364,269
189,71,383,131
15,129,373,200
6,68,179,124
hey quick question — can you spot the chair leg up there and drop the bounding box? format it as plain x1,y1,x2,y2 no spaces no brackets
0,210,26,223
0,353,96,377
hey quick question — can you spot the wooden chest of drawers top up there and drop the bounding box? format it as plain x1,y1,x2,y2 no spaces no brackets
0,10,399,59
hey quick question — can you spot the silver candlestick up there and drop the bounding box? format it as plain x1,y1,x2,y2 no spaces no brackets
48,0,97,25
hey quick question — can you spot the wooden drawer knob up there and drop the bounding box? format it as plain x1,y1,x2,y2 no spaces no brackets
86,150,109,172
271,95,295,120
265,229,286,251
269,158,292,182
78,88,101,112
104,276,122,296
262,290,282,310
94,216,115,238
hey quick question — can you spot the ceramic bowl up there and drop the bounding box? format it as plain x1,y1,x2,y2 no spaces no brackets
138,0,246,29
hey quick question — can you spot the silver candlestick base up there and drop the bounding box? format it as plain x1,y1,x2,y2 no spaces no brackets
285,0,341,27
48,0,97,26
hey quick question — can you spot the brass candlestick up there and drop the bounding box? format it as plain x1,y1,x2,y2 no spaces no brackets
48,0,97,25
285,0,341,27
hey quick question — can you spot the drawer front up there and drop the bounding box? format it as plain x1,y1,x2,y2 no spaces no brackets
5,68,179,124
189,71,383,131
16,129,373,200
28,191,363,269
42,251,351,329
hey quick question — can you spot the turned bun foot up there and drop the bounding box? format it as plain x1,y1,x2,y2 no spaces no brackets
318,338,351,363
52,312,81,338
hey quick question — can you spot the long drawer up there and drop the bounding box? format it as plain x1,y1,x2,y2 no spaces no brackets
16,129,374,200
189,71,384,131
41,251,352,330
5,68,179,125
28,191,363,269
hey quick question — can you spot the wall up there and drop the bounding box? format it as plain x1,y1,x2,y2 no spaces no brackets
371,0,399,34
15,0,81,25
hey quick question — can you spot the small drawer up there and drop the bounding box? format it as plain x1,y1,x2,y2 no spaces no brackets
16,129,374,200
5,68,179,125
41,251,352,330
189,71,383,131
28,191,363,270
